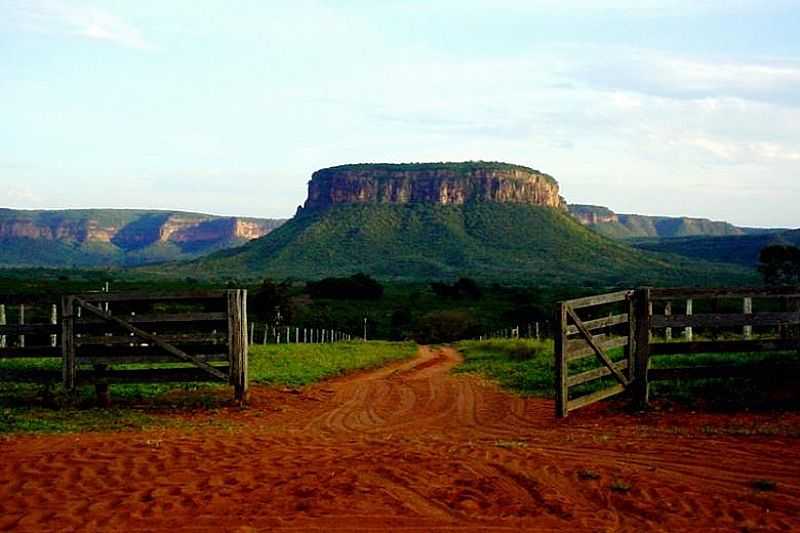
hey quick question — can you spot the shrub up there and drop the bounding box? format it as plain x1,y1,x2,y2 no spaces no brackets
413,310,480,344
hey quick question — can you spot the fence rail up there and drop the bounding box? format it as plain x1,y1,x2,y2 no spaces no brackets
555,286,800,418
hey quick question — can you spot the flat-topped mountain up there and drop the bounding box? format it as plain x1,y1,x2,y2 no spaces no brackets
0,209,285,268
303,162,565,211
165,162,755,286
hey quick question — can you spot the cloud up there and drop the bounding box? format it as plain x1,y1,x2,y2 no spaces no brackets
568,48,800,106
5,0,153,50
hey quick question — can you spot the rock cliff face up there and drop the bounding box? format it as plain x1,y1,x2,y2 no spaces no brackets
0,209,282,250
0,209,286,267
303,163,566,211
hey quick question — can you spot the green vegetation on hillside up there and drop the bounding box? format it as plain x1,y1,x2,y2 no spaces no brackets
632,230,800,268
168,203,756,286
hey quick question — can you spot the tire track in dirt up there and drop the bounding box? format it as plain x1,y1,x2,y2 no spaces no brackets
1,345,799,531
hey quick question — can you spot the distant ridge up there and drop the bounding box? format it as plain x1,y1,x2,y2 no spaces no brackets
568,204,783,239
0,208,285,268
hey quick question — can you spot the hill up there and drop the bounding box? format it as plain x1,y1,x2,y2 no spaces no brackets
0,208,285,268
164,162,756,286
568,204,781,239
631,229,800,268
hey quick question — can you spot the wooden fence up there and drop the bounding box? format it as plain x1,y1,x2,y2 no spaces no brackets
555,287,800,418
0,290,248,403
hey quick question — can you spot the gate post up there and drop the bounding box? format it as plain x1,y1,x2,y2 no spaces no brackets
61,296,76,391
554,302,568,418
632,288,652,408
228,289,249,404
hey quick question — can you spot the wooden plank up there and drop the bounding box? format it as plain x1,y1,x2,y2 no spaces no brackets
0,324,60,335
626,293,636,382
632,288,652,407
76,344,229,357
0,368,62,383
78,367,230,384
649,363,800,381
75,312,227,325
567,360,630,387
567,384,626,412
76,291,227,303
74,298,228,381
0,295,61,305
0,346,62,358
565,306,629,386
77,353,228,365
650,339,800,355
650,287,800,300
652,312,800,329
564,290,632,310
555,303,568,418
566,336,629,361
565,313,629,336
76,334,227,345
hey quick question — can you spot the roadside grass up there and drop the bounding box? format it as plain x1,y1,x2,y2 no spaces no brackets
454,339,800,410
248,341,417,387
0,341,417,434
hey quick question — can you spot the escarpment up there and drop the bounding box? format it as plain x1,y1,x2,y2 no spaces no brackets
303,162,566,211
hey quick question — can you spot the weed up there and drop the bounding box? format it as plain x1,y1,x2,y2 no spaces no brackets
610,480,632,493
577,469,601,481
749,479,777,492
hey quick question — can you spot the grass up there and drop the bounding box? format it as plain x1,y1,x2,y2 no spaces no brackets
0,341,417,434
454,339,800,410
248,341,417,387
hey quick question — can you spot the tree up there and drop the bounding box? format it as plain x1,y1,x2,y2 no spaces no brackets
249,279,292,323
758,245,800,286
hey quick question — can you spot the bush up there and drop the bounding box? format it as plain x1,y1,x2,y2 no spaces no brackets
306,273,384,300
413,310,480,344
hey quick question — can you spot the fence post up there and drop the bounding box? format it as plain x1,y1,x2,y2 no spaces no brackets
685,299,693,341
743,297,753,339
50,303,58,348
228,290,249,404
664,302,672,341
554,302,568,418
61,296,76,391
249,322,255,346
0,304,5,348
19,304,25,348
632,288,652,408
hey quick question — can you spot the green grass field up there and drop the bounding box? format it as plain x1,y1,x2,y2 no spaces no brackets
455,338,800,410
0,341,417,434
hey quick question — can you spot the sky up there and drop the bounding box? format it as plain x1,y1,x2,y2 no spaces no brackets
1,0,798,227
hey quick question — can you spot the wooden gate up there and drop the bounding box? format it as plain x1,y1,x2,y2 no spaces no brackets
0,290,248,403
554,290,642,418
555,286,800,417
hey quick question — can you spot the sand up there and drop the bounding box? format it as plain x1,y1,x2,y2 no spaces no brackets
1,346,799,531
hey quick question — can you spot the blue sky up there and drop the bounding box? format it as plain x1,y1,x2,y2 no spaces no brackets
1,1,798,227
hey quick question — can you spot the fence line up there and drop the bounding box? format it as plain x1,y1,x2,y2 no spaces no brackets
249,323,353,345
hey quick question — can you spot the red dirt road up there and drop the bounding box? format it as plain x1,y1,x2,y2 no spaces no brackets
2,346,800,531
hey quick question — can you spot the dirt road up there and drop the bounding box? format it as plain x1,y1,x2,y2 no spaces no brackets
2,346,799,531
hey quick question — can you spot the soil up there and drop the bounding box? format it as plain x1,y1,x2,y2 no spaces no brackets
2,346,799,532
